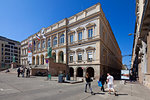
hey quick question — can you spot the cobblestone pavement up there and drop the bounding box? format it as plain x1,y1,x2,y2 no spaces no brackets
0,72,150,100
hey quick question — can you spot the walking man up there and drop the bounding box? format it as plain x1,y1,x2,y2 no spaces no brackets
107,73,116,95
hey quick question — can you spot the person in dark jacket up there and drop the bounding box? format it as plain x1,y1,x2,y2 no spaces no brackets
99,74,106,92
85,73,94,95
26,68,30,78
17,67,21,77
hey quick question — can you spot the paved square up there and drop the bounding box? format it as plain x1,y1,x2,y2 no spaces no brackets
0,72,150,100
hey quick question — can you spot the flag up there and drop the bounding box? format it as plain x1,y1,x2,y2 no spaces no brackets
36,34,40,41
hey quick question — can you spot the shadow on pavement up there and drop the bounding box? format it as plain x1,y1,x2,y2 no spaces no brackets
117,93,128,96
94,92,105,95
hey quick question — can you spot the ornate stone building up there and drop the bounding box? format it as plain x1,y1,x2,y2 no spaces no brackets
21,3,122,79
131,0,150,88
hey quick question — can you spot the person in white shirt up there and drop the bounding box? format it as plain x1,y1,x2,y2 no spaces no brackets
107,73,116,95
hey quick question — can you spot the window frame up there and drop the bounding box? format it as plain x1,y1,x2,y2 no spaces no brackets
42,40,45,50
78,53,82,61
88,28,93,38
69,54,73,63
87,51,93,62
53,36,57,47
78,32,82,41
59,34,65,45
37,42,41,51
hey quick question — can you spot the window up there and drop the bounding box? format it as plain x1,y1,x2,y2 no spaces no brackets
47,38,51,48
87,52,93,61
70,35,74,43
60,34,64,44
88,28,93,38
69,54,73,63
38,42,41,51
78,32,82,41
33,44,36,51
78,53,82,61
42,40,45,49
53,36,57,47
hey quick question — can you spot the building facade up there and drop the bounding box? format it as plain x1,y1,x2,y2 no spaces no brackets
21,3,122,79
0,36,21,70
131,0,150,88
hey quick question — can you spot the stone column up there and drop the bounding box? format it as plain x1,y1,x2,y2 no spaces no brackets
74,68,77,81
147,31,150,74
83,68,86,77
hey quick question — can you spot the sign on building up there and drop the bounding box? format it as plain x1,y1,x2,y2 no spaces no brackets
28,40,32,64
121,70,130,80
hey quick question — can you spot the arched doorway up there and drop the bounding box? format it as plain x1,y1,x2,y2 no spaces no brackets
77,67,83,77
32,56,35,65
58,51,64,63
36,55,39,65
41,54,44,65
69,67,74,77
86,67,94,77
52,52,56,62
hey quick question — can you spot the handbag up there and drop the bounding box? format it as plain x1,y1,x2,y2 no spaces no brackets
97,81,102,87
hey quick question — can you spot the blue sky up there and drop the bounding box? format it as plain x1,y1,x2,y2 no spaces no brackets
0,0,136,68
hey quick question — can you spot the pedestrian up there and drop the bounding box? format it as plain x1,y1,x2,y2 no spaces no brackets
106,73,116,95
85,73,94,95
130,72,133,82
99,74,106,92
17,67,21,77
26,68,30,78
22,67,25,77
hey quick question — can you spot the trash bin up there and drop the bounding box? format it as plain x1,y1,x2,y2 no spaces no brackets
58,74,64,83
66,74,70,80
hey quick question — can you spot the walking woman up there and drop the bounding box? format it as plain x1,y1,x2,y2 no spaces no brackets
85,73,94,95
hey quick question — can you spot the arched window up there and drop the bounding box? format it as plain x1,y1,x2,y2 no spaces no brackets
58,51,64,63
32,56,35,65
53,37,57,47
42,40,45,50
60,34,64,44
52,53,56,62
47,38,51,48
36,55,39,65
41,55,44,65
37,42,41,51
33,41,36,51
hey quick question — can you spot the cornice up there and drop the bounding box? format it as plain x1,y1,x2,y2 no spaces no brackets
68,12,100,28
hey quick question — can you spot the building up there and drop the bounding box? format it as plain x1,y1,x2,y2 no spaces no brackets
0,36,21,70
21,3,122,79
131,0,150,88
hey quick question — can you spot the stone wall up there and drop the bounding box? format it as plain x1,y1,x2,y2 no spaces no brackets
144,74,150,89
